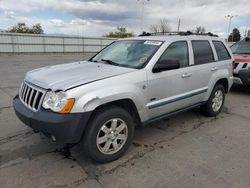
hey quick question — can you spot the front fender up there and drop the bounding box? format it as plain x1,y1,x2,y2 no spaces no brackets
71,84,149,122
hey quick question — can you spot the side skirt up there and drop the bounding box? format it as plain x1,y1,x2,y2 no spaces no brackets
141,102,205,126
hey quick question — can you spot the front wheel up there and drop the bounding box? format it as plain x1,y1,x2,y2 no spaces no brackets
83,106,135,163
200,84,225,117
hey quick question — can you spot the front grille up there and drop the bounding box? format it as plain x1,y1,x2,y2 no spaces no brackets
19,82,46,112
234,62,239,69
233,73,239,78
242,63,248,69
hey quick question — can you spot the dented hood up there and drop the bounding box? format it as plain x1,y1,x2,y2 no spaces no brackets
25,61,135,91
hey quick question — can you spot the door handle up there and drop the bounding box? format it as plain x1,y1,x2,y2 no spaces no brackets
211,67,218,71
182,73,192,78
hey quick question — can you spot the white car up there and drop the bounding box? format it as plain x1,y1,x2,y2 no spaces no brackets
13,32,234,162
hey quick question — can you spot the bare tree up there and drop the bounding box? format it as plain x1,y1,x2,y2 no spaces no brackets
195,26,206,34
150,18,171,33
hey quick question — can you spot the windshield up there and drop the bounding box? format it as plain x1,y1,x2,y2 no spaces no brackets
90,40,162,68
230,42,250,54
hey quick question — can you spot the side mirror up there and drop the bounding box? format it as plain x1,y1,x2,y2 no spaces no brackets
153,59,180,73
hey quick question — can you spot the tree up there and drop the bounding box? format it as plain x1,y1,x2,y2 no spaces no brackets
31,24,44,34
228,28,241,42
150,18,171,33
104,27,134,38
7,22,44,34
195,26,206,34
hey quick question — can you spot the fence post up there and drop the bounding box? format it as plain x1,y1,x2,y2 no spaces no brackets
62,37,65,53
82,36,85,55
10,34,15,53
100,38,103,51
42,35,46,53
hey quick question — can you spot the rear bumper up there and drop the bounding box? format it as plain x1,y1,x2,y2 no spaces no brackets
234,69,250,86
13,95,92,143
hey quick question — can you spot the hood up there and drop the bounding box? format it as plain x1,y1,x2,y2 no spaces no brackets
234,54,250,63
25,61,136,91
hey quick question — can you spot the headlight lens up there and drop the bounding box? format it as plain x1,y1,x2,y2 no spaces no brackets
42,91,74,113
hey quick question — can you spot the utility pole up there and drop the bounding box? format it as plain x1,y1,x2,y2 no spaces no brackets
244,27,247,38
137,0,150,32
225,14,237,41
177,18,181,32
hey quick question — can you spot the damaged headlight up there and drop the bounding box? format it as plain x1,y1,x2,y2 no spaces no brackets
42,91,74,113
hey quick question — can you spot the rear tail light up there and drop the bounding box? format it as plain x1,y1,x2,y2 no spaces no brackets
232,61,235,74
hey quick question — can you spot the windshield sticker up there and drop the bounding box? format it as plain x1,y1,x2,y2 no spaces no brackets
144,41,162,46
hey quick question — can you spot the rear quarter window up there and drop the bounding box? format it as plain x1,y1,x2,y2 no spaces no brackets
212,41,231,60
192,40,214,65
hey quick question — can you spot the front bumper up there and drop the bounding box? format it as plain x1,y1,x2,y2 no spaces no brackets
13,95,92,143
234,69,250,86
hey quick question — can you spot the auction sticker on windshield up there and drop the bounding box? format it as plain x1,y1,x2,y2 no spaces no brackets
144,41,162,46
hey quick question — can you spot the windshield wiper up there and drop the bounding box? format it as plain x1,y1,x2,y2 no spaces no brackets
89,59,98,62
101,59,120,66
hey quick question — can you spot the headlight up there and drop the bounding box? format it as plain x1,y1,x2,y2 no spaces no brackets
42,91,75,113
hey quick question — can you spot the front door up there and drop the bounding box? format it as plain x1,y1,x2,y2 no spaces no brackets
146,40,207,119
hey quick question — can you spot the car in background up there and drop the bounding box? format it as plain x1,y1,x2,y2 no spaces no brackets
230,37,250,86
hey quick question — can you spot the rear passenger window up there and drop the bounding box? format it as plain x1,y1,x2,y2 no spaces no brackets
158,41,189,68
212,41,231,60
192,41,214,65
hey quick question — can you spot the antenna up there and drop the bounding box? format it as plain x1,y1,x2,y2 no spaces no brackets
137,0,150,32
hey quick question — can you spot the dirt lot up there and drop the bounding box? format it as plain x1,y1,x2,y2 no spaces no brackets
0,54,250,188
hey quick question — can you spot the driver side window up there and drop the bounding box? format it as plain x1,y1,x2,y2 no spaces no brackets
158,41,189,68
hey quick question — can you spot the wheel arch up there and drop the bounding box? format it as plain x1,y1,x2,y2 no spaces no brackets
204,75,230,102
89,98,141,125
215,78,229,93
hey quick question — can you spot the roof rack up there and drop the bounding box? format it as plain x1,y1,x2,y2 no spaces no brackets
139,31,218,37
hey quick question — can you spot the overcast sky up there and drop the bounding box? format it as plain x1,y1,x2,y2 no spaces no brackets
0,0,249,38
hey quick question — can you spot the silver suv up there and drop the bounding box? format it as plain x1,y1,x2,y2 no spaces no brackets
13,33,234,162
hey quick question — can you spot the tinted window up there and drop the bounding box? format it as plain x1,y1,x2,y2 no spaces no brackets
158,41,189,68
230,42,250,54
213,41,231,60
192,41,214,65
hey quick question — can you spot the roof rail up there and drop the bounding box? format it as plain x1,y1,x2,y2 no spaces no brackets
139,31,218,37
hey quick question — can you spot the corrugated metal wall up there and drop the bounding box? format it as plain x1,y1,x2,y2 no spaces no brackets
0,33,116,53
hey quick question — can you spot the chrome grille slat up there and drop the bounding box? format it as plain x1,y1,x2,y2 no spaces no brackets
21,84,26,99
22,84,28,100
19,83,24,97
28,89,34,107
25,87,30,103
20,84,25,99
19,81,45,112
32,90,38,109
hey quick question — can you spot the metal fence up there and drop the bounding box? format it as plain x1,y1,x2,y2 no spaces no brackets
0,32,235,53
0,32,116,53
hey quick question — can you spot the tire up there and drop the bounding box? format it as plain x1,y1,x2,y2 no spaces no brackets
200,84,225,117
83,106,135,163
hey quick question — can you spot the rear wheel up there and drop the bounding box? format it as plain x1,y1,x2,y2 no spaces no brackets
83,106,135,163
200,84,225,117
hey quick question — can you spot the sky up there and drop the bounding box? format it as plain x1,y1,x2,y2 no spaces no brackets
0,0,249,38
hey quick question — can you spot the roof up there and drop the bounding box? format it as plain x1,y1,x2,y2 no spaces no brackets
121,34,221,42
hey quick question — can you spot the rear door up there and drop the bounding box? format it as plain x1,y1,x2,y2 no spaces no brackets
185,39,217,105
